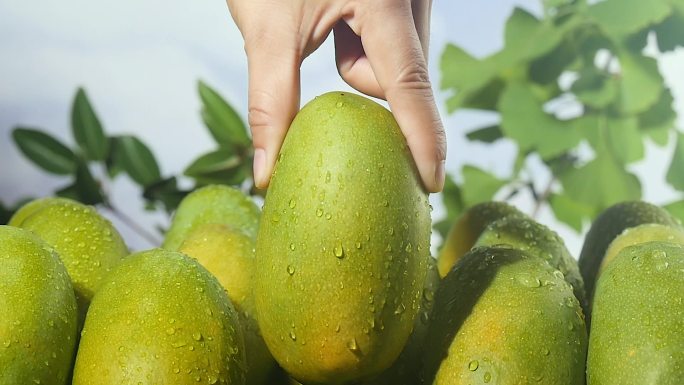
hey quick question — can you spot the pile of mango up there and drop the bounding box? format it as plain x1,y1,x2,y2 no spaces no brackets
2,92,682,385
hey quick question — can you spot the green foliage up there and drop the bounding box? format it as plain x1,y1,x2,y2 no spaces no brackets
437,0,684,242
6,81,256,244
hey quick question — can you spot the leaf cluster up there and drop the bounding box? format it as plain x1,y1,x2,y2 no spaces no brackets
437,0,684,240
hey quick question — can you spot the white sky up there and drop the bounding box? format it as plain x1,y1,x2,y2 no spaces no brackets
1,0,683,256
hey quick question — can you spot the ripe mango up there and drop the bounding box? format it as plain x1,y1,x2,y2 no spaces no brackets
423,246,587,385
475,215,587,312
255,92,431,384
587,242,684,384
163,185,260,250
72,248,246,384
12,198,128,327
0,225,78,385
180,224,276,384
437,202,524,277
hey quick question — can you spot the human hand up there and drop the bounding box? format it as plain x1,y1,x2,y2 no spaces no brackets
227,0,446,192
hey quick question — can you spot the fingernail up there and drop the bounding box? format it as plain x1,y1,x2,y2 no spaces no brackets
253,148,266,188
434,160,445,192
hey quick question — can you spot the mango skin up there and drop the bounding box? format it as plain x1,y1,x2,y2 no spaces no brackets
437,202,524,277
163,185,261,250
578,201,680,308
13,198,128,328
423,246,587,385
72,248,246,385
475,215,588,313
588,242,684,385
0,225,78,385
600,223,684,276
7,197,71,227
255,92,431,384
364,255,440,385
179,224,276,384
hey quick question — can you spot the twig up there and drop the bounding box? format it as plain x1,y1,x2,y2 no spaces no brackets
531,176,556,218
103,203,161,247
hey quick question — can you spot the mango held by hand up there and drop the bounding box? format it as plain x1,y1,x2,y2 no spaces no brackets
255,92,432,384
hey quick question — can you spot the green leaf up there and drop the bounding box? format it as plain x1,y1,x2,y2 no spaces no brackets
56,162,104,205
440,44,501,112
571,68,618,109
618,52,664,115
548,193,594,232
499,83,581,159
654,11,684,51
638,88,676,133
72,88,108,161
198,81,250,149
105,137,125,179
605,117,644,164
434,174,464,240
184,149,248,186
503,7,568,63
461,165,507,207
587,0,671,39
12,128,78,175
529,40,578,85
560,154,641,209
112,136,161,187
646,127,670,146
664,199,684,224
143,177,188,213
465,125,503,143
666,132,684,190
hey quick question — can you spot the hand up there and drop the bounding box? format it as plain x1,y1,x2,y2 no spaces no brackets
227,0,446,192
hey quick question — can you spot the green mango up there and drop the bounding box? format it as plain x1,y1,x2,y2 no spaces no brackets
437,202,525,277
72,248,246,384
475,215,588,313
0,225,78,385
578,201,680,309
13,198,128,328
600,223,684,276
180,224,276,384
7,196,71,227
363,255,440,385
163,185,260,250
423,246,587,385
588,242,684,385
255,92,431,384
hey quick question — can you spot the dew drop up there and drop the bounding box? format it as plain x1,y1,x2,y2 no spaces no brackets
289,199,296,209
287,265,295,275
289,243,296,251
192,332,203,341
468,360,479,371
334,243,344,258
355,241,362,249
289,331,296,341
347,338,359,352
316,208,324,217
516,274,541,288
325,213,332,220
336,101,344,108
484,371,492,383
405,243,413,252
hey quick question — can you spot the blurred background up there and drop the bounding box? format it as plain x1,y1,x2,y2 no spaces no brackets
1,0,683,256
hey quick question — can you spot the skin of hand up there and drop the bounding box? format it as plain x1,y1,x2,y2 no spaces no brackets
227,0,446,193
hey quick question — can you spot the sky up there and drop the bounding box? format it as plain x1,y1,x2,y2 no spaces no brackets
1,0,683,256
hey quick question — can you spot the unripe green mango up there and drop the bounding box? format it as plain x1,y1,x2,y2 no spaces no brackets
437,202,525,278
163,185,261,250
180,224,276,384
578,201,680,309
12,198,128,328
588,242,684,385
72,248,246,385
475,215,588,313
7,196,71,227
0,225,78,385
600,223,684,276
364,255,440,385
423,246,587,385
255,92,431,384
